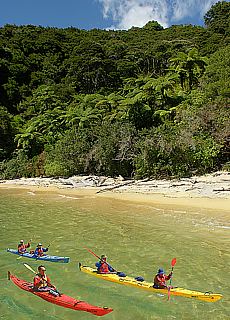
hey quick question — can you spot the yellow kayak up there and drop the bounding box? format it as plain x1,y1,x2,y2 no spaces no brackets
79,263,222,303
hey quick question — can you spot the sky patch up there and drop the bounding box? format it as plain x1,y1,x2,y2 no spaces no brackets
97,0,220,29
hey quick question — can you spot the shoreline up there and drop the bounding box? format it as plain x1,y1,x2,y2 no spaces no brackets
1,171,230,211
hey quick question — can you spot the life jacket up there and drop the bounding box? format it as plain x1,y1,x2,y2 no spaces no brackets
35,247,44,256
18,244,27,253
34,274,48,288
154,274,168,288
99,262,109,273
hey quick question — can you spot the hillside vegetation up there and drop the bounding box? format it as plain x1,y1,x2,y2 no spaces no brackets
0,1,229,179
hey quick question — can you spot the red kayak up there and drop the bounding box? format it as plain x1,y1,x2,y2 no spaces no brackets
8,272,113,316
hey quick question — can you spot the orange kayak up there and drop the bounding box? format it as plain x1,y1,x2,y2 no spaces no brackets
8,272,113,316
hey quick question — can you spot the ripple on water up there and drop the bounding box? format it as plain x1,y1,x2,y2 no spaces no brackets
0,188,229,320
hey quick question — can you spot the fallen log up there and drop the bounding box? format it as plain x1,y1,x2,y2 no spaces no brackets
96,180,135,193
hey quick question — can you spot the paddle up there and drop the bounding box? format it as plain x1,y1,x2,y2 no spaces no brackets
47,240,54,249
168,257,177,301
84,247,117,272
23,263,36,274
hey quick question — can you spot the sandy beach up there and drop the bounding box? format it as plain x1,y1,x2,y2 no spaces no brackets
1,171,230,211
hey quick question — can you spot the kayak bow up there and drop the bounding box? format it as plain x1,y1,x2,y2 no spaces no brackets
79,263,222,303
8,272,113,316
7,248,69,263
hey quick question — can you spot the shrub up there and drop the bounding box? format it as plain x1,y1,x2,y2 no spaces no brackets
0,150,32,179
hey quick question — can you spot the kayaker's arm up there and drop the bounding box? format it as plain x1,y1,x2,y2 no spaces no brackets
33,275,42,288
108,264,115,272
47,278,56,289
166,272,173,280
25,240,31,248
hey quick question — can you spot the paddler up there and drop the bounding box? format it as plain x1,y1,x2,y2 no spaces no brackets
33,265,61,296
17,239,31,254
34,243,48,257
96,255,115,274
153,268,172,289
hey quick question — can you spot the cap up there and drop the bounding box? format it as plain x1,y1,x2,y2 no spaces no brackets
37,243,42,247
20,240,24,243
157,268,164,275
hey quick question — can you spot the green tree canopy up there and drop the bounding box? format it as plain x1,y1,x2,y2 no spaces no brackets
204,1,230,35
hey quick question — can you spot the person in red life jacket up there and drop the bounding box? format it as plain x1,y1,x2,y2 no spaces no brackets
34,243,48,257
153,268,172,289
33,265,61,296
18,239,31,254
95,255,115,274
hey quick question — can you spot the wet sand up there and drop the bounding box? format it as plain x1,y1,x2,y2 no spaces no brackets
1,171,230,211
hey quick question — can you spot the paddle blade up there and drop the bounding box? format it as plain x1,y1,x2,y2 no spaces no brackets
23,263,36,274
171,258,177,267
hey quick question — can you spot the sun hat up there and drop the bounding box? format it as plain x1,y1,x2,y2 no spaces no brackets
158,268,164,274
37,243,42,246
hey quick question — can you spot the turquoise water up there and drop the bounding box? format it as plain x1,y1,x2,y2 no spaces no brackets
0,187,229,319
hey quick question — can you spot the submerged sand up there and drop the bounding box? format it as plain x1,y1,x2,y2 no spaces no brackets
0,171,230,211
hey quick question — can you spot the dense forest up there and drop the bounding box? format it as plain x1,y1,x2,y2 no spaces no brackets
0,1,229,179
